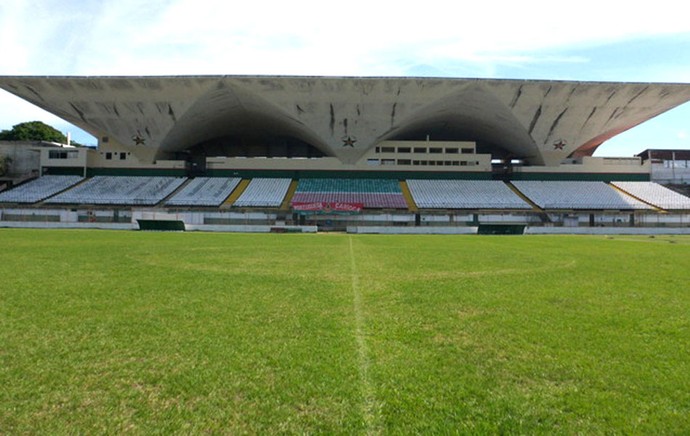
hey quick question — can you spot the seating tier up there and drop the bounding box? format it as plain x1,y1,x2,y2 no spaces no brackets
407,180,531,209
611,182,690,210
166,177,241,206
0,176,84,203
512,181,651,210
292,178,407,208
296,178,402,193
233,178,292,207
46,176,186,205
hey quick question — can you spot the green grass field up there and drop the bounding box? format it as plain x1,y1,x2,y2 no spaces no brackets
1,229,689,434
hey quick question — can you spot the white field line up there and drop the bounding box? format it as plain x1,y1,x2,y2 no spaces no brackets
348,236,382,434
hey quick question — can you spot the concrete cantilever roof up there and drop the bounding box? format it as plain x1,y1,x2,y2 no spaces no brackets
1,75,690,166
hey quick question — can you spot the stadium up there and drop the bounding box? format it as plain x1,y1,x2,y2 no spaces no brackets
2,76,690,433
1,75,690,233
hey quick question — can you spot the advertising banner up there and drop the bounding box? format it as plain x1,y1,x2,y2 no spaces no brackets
292,202,363,214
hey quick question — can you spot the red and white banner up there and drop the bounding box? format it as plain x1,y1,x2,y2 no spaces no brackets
292,202,363,213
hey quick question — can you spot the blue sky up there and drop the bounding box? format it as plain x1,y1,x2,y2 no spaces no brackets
1,0,689,156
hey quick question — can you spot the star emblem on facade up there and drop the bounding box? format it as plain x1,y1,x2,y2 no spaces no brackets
553,139,567,150
132,131,146,145
342,136,356,147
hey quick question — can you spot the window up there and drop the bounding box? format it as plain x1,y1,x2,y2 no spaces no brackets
397,147,411,153
49,150,63,159
367,159,380,166
120,153,127,160
49,150,77,159
460,161,467,166
397,159,411,165
381,159,396,165
461,148,474,154
429,147,442,154
446,148,459,154
414,147,426,153
381,146,395,153
375,147,381,153
105,152,112,160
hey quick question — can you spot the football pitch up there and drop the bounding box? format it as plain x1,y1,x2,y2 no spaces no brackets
1,229,689,433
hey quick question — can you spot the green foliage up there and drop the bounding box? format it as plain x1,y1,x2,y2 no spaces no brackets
0,121,67,143
0,230,689,433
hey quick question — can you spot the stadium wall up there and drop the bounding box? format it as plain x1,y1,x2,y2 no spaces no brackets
525,227,690,235
4,206,690,233
347,226,478,234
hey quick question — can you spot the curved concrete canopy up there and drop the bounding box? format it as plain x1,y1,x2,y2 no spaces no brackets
159,81,332,159
381,82,543,164
1,75,689,166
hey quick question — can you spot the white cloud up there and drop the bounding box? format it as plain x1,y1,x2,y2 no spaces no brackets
0,0,33,73
2,0,690,150
3,0,690,77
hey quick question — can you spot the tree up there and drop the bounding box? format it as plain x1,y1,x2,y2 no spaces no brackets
0,121,68,143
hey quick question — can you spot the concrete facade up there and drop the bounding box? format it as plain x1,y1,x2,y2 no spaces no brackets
2,76,690,169
0,141,68,182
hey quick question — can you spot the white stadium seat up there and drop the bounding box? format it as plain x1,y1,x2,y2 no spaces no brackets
233,178,292,207
512,181,651,210
166,177,241,206
611,182,690,210
46,176,187,205
0,175,84,203
407,180,531,209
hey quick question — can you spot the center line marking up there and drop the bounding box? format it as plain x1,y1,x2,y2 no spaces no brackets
348,236,382,434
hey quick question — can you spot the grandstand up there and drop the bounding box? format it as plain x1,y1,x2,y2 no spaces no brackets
1,75,690,232
291,179,408,209
0,174,689,232
166,177,241,207
0,175,83,204
407,180,531,209
46,176,186,206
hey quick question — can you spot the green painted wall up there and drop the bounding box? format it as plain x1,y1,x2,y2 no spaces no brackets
137,220,186,231
85,167,187,177
205,169,493,180
510,172,650,182
44,166,650,182
43,166,84,176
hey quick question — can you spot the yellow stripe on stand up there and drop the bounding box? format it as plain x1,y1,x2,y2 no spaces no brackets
399,180,418,212
221,179,251,208
280,179,299,211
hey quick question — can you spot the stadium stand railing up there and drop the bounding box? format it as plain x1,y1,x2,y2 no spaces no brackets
0,175,84,204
